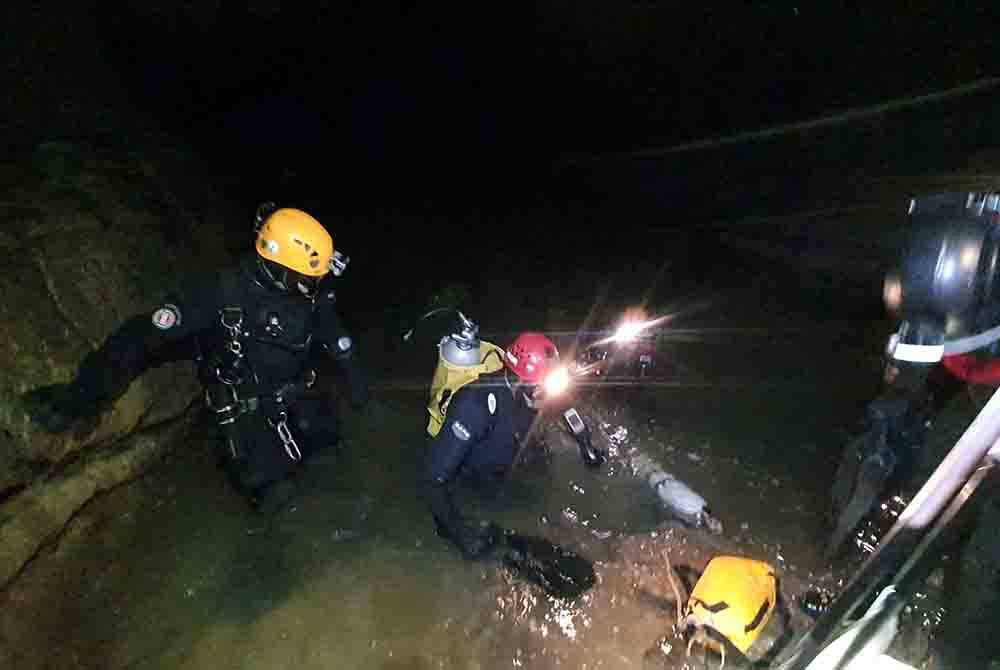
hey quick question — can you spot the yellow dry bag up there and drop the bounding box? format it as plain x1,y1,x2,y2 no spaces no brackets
684,555,778,654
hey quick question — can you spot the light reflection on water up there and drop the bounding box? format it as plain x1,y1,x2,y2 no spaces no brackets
845,490,950,647
853,494,908,556
603,423,630,457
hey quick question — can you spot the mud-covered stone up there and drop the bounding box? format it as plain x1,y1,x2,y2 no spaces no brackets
0,138,236,586
0,412,195,589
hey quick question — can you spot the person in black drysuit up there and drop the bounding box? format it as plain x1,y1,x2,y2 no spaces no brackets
823,191,1000,668
23,205,369,511
426,368,536,558
426,331,604,559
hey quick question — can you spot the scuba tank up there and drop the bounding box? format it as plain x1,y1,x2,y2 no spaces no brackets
630,452,723,533
403,308,505,437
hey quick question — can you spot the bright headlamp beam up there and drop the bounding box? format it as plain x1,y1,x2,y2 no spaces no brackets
614,320,645,343
543,366,571,396
592,314,672,348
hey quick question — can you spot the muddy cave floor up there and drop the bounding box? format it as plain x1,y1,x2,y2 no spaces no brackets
1,373,956,670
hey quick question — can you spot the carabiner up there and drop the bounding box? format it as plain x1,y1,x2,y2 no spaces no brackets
220,308,245,356
274,413,303,462
220,307,243,332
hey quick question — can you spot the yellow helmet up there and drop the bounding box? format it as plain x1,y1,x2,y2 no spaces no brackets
255,208,334,277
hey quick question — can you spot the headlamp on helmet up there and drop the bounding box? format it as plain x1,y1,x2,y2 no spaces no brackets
330,250,350,277
542,366,571,396
504,332,570,407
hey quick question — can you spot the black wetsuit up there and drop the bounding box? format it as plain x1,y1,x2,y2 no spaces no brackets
58,254,368,498
425,370,536,557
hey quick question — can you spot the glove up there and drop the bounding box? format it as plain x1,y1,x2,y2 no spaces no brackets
432,512,503,560
21,383,100,434
452,521,503,560
427,474,503,559
575,432,607,468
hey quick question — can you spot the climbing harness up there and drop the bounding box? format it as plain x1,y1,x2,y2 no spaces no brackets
202,305,315,462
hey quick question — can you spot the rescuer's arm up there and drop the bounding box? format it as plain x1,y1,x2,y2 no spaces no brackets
313,288,370,409
23,273,221,432
425,390,501,559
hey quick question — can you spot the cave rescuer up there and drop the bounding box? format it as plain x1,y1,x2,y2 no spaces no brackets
827,191,1000,559
825,191,1000,669
419,313,606,561
22,203,370,513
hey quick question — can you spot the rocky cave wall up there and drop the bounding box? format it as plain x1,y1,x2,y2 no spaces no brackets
0,1,240,587
0,140,239,588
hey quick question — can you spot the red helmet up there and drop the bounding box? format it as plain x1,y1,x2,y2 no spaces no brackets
504,332,559,383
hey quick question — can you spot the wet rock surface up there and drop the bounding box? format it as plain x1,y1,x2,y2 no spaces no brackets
0,139,235,588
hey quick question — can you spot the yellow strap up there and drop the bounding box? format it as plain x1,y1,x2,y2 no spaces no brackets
426,341,505,437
